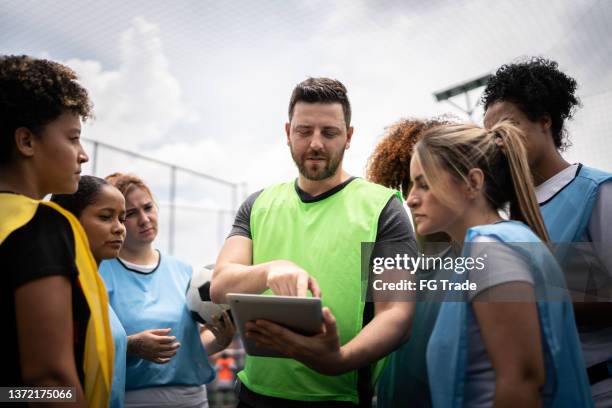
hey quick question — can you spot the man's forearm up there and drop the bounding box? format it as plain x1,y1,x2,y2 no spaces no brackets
339,303,412,373
210,262,269,303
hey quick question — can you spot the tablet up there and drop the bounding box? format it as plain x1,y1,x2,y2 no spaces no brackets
226,293,323,358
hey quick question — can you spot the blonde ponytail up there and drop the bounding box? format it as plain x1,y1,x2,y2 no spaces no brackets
416,122,550,243
490,122,550,243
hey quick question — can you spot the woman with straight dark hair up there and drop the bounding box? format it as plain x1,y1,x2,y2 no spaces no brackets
52,176,128,408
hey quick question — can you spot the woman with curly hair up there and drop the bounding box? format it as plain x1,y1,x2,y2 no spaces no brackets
367,118,451,200
367,118,451,408
483,57,612,405
0,55,112,407
366,117,454,249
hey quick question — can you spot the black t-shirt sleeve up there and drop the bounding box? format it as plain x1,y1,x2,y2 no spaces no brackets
4,204,78,290
374,195,418,257
227,190,263,240
376,195,416,243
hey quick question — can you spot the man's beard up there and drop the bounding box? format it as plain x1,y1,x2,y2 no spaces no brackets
290,147,345,181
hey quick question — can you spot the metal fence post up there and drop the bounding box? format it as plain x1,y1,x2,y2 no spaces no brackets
82,137,243,261
91,141,99,176
169,165,177,255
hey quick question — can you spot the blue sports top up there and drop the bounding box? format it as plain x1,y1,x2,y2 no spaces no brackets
108,305,126,408
540,164,612,243
99,253,215,390
426,221,593,407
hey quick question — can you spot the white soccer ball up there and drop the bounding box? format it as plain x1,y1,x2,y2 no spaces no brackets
186,264,230,325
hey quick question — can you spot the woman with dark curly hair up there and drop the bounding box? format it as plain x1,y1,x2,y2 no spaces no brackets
367,119,442,200
483,57,612,405
366,118,452,408
0,55,113,407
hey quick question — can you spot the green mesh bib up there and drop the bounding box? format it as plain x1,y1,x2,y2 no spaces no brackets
238,178,397,403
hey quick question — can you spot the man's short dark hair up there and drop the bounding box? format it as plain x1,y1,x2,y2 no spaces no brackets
0,55,93,165
288,77,351,129
481,57,579,150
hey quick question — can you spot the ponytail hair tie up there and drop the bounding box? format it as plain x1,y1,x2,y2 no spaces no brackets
489,127,506,152
495,135,505,148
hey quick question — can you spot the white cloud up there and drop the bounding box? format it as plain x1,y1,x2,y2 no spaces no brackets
15,0,608,266
67,17,196,150
60,17,237,265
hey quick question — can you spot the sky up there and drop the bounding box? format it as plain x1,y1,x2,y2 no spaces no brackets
2,0,611,267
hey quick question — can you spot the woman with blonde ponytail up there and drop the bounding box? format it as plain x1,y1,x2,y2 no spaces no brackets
407,122,592,407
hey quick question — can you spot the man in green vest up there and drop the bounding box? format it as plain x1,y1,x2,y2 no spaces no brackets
211,77,417,407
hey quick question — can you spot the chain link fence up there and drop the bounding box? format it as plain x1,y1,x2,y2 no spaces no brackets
81,138,246,269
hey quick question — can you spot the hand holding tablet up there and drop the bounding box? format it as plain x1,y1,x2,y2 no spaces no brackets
227,293,324,358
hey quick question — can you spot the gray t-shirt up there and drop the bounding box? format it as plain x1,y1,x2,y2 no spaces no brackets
228,177,416,407
464,235,534,407
228,177,415,246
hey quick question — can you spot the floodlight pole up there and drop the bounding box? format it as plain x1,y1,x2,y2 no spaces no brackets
465,91,472,118
433,74,492,121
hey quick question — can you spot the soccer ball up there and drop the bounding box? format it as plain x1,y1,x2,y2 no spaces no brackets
186,264,230,325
